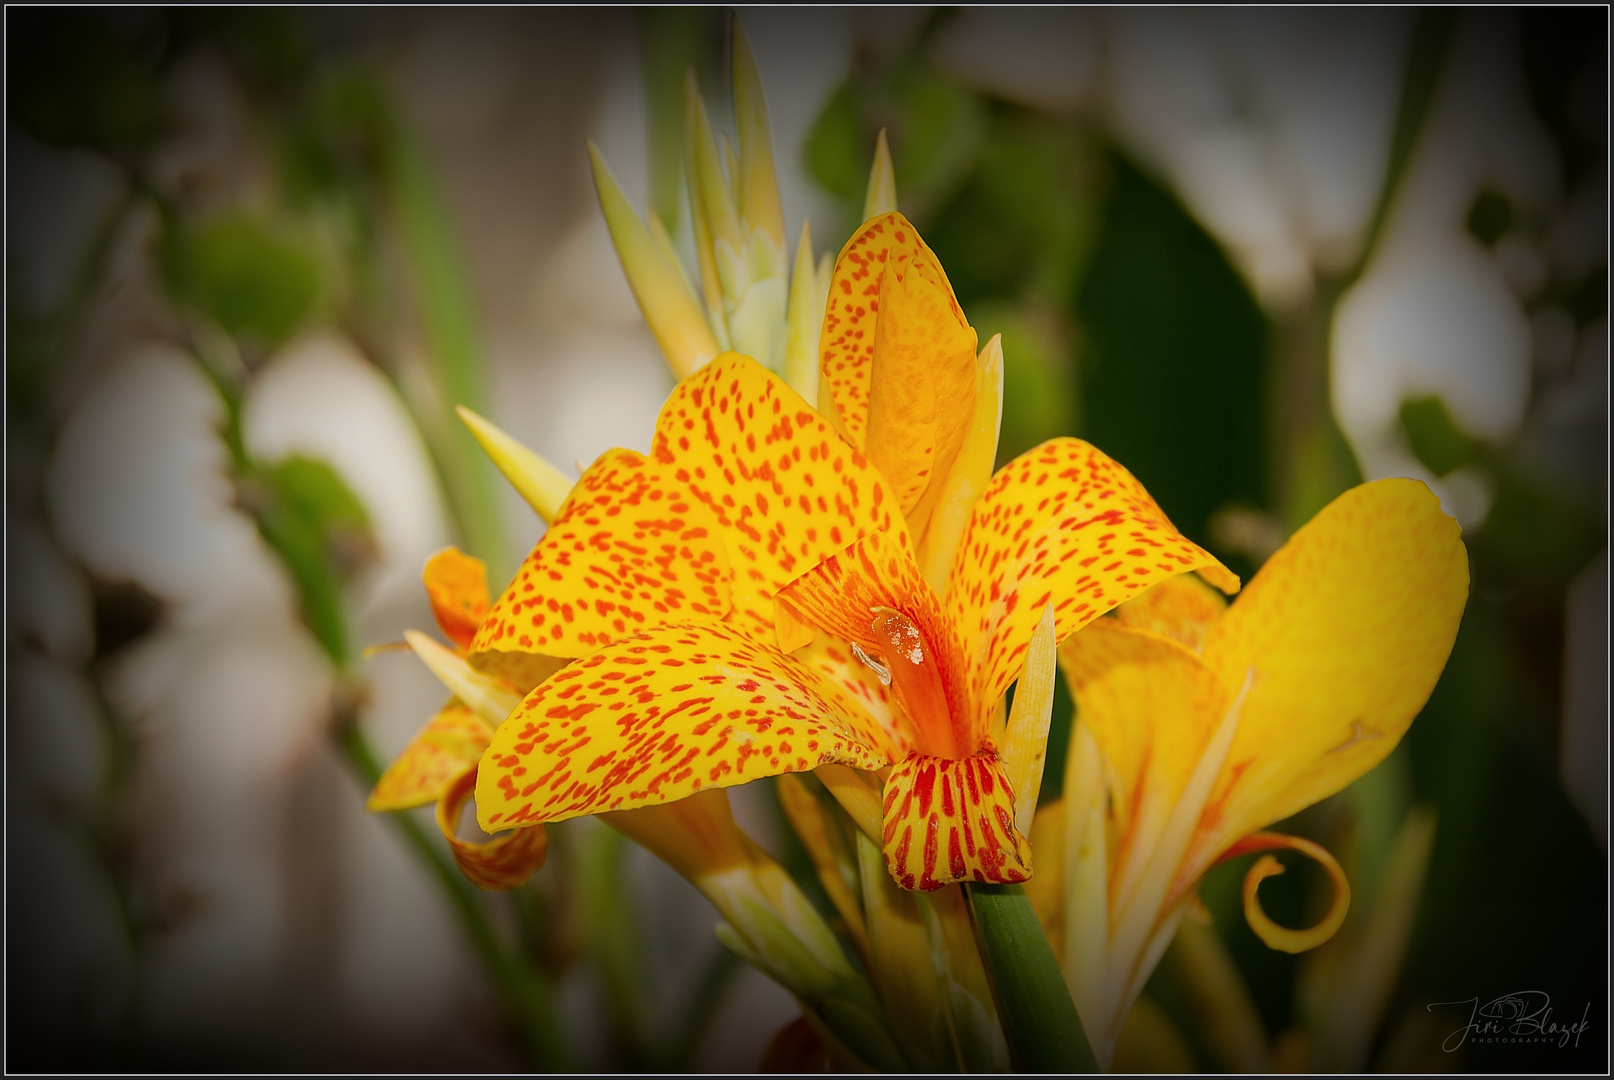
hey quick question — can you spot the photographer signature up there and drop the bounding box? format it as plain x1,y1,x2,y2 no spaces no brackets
1430,991,1593,1051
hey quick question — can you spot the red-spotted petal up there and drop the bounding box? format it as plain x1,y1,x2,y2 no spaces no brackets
881,751,1030,891
423,549,491,652
472,447,732,669
436,769,549,890
818,212,963,447
775,531,974,758
474,621,890,830
650,353,912,642
367,702,494,812
949,438,1237,710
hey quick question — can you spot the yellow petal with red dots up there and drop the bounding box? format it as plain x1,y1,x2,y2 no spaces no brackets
818,213,959,448
864,246,979,538
949,437,1237,712
1220,832,1350,954
436,769,549,890
650,353,911,642
423,548,491,652
1113,572,1229,654
1057,619,1227,918
1180,479,1467,885
775,530,973,758
367,702,494,811
472,447,732,673
880,750,1030,891
474,620,889,831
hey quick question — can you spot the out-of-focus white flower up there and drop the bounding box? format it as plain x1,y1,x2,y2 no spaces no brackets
7,518,95,665
1104,9,1412,309
1331,10,1561,525
243,332,452,608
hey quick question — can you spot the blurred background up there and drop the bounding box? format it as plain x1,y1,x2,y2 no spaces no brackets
6,7,1605,1073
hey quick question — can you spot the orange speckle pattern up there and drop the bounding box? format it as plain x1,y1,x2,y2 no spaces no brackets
423,548,491,652
949,438,1236,710
776,531,974,757
436,769,549,890
473,447,732,662
818,212,963,448
367,702,494,812
474,620,888,830
882,750,1030,890
651,353,910,641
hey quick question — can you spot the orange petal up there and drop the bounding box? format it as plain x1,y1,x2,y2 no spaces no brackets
1219,832,1350,954
818,213,961,448
436,769,549,890
423,548,491,652
650,353,911,641
367,703,494,811
863,246,978,539
1113,572,1229,653
881,750,1030,891
775,531,973,758
1184,479,1468,881
472,447,732,670
474,621,890,830
950,438,1237,711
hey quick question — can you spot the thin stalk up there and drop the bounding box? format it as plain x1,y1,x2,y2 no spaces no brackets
965,882,1100,1073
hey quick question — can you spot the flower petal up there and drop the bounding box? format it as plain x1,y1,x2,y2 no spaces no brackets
423,548,490,652
1112,572,1229,654
1057,620,1227,917
818,213,961,448
1221,832,1350,954
881,750,1030,891
475,621,889,830
1185,479,1468,878
436,769,549,890
775,530,973,757
951,437,1237,712
367,702,493,811
472,447,732,673
651,353,911,641
456,406,574,523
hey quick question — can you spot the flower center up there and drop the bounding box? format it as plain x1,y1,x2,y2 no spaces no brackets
865,606,962,759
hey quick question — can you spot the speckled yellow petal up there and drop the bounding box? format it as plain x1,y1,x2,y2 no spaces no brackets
775,530,973,758
1182,479,1468,882
864,246,978,539
1220,832,1350,954
650,353,911,641
472,447,732,672
881,750,1030,891
436,769,549,890
818,213,947,448
423,548,490,652
918,333,1003,597
952,438,1238,712
474,620,889,830
1113,572,1229,654
367,703,494,811
1057,619,1225,916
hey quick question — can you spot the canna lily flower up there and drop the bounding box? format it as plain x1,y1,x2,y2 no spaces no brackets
1027,478,1468,1067
468,209,1237,893
366,548,545,889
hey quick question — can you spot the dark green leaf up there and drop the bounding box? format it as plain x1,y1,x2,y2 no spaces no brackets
162,215,325,347
1399,395,1483,477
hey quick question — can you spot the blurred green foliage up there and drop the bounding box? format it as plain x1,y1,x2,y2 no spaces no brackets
162,215,327,348
7,10,163,154
1399,396,1483,478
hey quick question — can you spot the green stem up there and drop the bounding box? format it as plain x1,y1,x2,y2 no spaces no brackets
964,883,1100,1073
336,722,572,1071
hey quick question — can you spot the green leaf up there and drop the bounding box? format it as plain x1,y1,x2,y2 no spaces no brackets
163,215,325,348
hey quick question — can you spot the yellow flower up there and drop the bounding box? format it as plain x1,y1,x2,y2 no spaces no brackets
1028,478,1468,1066
467,212,1235,895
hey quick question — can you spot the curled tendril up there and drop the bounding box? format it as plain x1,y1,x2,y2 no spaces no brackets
1218,831,1351,954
